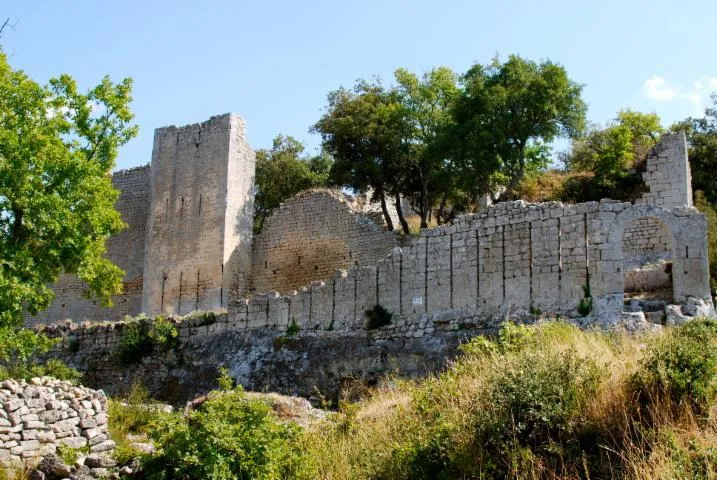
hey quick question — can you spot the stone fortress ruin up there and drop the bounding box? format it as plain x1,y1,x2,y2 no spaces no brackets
30,113,713,328
28,113,715,399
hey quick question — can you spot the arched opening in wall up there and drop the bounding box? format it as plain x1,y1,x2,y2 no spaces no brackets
622,216,673,321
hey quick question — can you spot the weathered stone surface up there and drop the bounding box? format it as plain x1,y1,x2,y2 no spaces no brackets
665,304,688,326
37,453,72,478
84,454,116,468
89,439,115,453
684,297,717,318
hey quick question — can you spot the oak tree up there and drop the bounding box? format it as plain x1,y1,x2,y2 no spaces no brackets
0,52,137,325
453,55,586,200
253,134,331,232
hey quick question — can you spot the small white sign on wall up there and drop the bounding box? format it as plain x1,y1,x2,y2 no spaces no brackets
412,296,423,306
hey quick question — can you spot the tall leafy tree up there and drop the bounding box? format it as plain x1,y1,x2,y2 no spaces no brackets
453,55,586,200
0,52,137,325
313,80,412,233
253,134,331,232
394,67,460,228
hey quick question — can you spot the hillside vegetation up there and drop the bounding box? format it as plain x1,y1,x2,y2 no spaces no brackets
112,319,717,479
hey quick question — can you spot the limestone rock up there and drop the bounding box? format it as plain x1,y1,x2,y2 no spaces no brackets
665,304,688,326
37,453,72,478
84,454,116,468
683,297,717,318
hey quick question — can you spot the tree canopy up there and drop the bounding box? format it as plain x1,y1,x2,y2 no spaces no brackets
312,80,412,232
0,52,137,325
254,134,331,232
452,55,586,201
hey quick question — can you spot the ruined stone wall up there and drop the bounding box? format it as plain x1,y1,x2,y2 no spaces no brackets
637,131,692,209
0,378,113,466
250,190,399,294
143,114,255,316
242,200,710,332
28,166,151,325
622,216,673,268
40,199,712,402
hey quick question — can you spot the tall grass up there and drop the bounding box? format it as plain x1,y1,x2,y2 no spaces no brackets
296,320,717,479
123,319,717,479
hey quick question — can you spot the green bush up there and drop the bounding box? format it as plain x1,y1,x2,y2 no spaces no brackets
0,326,80,382
117,315,179,365
286,320,299,337
487,348,603,452
142,386,303,480
404,322,607,478
365,305,392,330
632,317,717,411
183,310,218,327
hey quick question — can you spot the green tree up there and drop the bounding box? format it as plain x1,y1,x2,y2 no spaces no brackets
254,134,331,232
564,110,663,201
313,80,412,233
0,52,137,325
394,67,460,228
694,191,717,290
452,55,586,200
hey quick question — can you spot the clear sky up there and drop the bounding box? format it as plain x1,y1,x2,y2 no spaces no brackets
3,0,716,171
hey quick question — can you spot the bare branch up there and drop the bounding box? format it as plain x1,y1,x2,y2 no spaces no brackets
0,18,17,40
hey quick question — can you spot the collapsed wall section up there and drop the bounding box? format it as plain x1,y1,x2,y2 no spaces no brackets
250,190,399,294
143,114,255,316
0,378,114,466
27,166,151,325
637,131,692,209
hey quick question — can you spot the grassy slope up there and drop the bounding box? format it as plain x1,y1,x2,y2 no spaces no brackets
110,319,717,480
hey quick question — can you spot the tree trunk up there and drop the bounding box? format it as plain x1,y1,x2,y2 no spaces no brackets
378,188,394,231
420,175,429,229
394,193,410,234
497,143,526,202
436,190,449,225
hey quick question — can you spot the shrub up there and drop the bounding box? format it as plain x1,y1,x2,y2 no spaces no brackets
632,317,717,411
117,315,179,365
487,348,604,452
365,305,392,330
0,326,80,382
56,443,87,465
286,320,299,337
183,310,218,327
108,382,162,466
142,386,303,480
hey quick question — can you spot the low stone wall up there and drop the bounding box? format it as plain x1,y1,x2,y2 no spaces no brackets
41,311,506,403
0,378,114,466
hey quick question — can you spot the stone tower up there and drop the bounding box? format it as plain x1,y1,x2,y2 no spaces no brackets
142,114,255,316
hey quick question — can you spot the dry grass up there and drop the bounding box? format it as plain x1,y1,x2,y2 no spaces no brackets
296,321,717,480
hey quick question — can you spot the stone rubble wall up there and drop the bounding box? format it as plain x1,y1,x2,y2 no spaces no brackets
251,190,400,294
42,311,500,402
27,166,152,325
0,378,113,467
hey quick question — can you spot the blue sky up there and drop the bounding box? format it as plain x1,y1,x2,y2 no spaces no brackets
3,0,716,171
